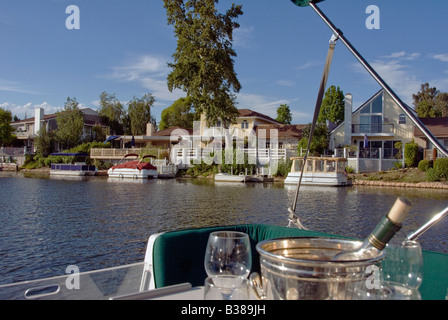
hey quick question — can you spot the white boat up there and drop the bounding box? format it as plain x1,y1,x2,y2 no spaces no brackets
214,172,247,182
50,153,96,176
108,154,158,179
284,156,348,187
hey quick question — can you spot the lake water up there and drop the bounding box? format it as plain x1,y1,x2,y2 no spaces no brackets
1,171,447,285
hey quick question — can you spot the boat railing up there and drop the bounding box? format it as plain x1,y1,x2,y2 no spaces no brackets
290,157,347,174
51,164,96,171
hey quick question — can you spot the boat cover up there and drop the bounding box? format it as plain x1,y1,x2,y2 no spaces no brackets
111,161,156,171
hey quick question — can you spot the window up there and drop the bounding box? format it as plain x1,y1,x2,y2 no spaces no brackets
241,120,248,129
371,94,383,113
399,114,406,124
358,93,383,133
383,140,401,159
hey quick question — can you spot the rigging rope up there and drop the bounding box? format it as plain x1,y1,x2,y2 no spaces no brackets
288,36,337,229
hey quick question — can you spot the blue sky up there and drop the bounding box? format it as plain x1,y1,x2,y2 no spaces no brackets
1,0,448,125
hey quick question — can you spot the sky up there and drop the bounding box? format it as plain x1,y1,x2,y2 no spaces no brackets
1,0,448,125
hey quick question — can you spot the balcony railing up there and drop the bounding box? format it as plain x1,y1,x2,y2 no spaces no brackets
352,124,394,134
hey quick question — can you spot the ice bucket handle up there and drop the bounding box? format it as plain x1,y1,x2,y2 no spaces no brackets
249,272,267,300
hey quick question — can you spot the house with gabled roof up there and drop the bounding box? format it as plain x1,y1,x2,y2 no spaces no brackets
11,107,109,152
330,89,447,172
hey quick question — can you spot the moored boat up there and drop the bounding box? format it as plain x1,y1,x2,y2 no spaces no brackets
107,154,158,179
49,153,96,176
214,172,247,182
284,157,348,187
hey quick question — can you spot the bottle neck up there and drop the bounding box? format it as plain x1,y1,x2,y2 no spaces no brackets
366,215,402,250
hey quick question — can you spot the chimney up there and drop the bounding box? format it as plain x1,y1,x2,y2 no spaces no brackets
146,122,154,136
344,93,352,146
34,108,44,135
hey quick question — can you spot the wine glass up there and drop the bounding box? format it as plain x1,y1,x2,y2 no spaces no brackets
381,239,423,299
204,231,252,299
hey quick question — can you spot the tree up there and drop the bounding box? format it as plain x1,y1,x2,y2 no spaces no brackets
99,91,125,134
35,126,56,157
0,108,14,146
56,97,84,150
160,96,197,130
276,104,292,124
127,94,156,136
412,83,448,118
163,0,243,126
435,92,448,117
317,85,344,125
297,122,329,156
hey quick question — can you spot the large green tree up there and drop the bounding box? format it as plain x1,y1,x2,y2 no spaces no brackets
159,96,196,130
413,83,448,117
99,91,125,135
317,85,344,125
163,0,243,126
127,94,156,135
35,126,56,156
0,108,14,146
276,104,292,124
297,122,329,156
56,97,84,149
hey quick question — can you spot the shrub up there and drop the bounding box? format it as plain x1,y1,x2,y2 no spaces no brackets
418,159,433,172
345,166,355,174
434,158,448,180
426,158,448,181
426,167,440,182
404,140,419,167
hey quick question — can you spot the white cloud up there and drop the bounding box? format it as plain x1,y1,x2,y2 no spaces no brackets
0,101,60,119
380,51,420,60
274,80,295,87
294,61,321,70
353,51,422,104
430,53,448,62
236,92,308,123
234,26,255,48
104,54,184,104
0,79,40,95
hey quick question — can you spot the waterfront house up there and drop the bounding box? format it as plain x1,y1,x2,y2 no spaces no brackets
414,117,448,160
330,89,447,172
172,109,306,167
11,107,108,152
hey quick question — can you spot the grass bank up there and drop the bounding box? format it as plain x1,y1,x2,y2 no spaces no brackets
349,168,448,189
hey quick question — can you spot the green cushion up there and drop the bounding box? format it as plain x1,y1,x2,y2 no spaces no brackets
152,224,340,289
152,224,448,300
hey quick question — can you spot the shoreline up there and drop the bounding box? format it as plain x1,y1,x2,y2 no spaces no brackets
350,179,448,189
3,166,448,190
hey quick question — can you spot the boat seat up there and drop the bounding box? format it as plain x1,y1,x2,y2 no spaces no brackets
142,224,448,300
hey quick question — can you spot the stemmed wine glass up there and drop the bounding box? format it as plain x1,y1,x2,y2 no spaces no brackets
353,239,423,300
381,239,423,299
204,231,252,299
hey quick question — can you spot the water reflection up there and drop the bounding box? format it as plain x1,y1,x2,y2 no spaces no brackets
0,172,447,285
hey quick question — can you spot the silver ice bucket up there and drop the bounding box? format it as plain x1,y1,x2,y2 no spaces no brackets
250,237,386,300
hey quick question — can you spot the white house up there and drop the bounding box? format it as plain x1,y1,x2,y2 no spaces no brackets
330,89,419,172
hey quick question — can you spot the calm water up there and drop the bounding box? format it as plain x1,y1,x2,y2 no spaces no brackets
1,171,447,285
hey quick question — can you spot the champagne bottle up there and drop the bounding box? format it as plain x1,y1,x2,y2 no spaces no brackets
333,197,412,261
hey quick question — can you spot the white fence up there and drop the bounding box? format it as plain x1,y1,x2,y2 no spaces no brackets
172,147,287,168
